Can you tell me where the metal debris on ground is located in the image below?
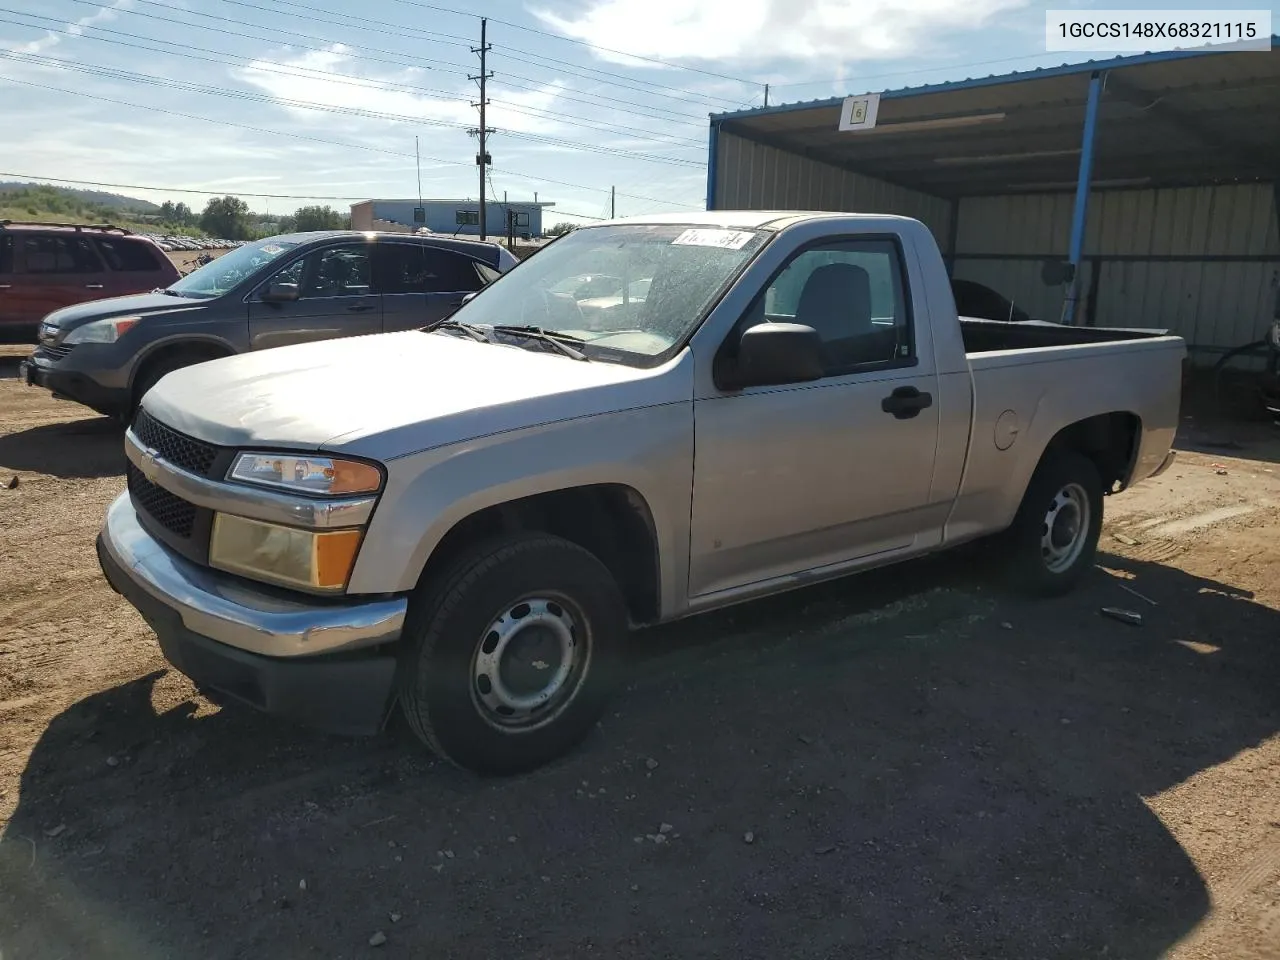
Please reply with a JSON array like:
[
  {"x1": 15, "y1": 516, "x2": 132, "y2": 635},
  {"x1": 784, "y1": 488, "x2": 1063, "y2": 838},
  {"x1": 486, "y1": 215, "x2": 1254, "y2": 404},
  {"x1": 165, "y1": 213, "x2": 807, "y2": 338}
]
[
  {"x1": 369, "y1": 931, "x2": 387, "y2": 947},
  {"x1": 744, "y1": 831, "x2": 755, "y2": 844},
  {"x1": 1101, "y1": 607, "x2": 1144, "y2": 626},
  {"x1": 1115, "y1": 581, "x2": 1158, "y2": 607},
  {"x1": 3, "y1": 475, "x2": 17, "y2": 489},
  {"x1": 1113, "y1": 533, "x2": 1139, "y2": 546}
]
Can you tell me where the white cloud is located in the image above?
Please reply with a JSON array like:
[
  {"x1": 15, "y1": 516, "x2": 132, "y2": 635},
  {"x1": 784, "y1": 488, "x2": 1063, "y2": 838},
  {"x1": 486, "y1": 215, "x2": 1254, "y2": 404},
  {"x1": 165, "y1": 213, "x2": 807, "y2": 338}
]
[
  {"x1": 531, "y1": 0, "x2": 1031, "y2": 64},
  {"x1": 3, "y1": 0, "x2": 132, "y2": 55},
  {"x1": 234, "y1": 45, "x2": 566, "y2": 136}
]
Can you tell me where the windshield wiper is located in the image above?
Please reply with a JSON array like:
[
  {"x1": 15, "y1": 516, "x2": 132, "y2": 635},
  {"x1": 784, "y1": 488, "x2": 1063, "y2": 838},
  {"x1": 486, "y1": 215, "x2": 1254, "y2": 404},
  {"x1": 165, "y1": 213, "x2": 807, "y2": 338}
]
[
  {"x1": 491, "y1": 325, "x2": 589, "y2": 361},
  {"x1": 157, "y1": 288, "x2": 185, "y2": 297},
  {"x1": 428, "y1": 319, "x2": 491, "y2": 343}
]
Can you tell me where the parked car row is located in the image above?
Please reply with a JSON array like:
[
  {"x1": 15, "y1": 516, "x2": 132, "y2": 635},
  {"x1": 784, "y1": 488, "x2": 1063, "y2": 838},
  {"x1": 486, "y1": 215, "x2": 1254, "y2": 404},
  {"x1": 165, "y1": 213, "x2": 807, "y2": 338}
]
[{"x1": 143, "y1": 234, "x2": 246, "y2": 252}]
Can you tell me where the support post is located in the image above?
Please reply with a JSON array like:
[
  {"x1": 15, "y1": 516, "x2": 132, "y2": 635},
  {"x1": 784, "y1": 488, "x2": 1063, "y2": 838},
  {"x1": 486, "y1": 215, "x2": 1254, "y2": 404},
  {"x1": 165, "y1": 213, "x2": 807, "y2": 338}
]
[
  {"x1": 705, "y1": 121, "x2": 720, "y2": 211},
  {"x1": 1062, "y1": 70, "x2": 1105, "y2": 325}
]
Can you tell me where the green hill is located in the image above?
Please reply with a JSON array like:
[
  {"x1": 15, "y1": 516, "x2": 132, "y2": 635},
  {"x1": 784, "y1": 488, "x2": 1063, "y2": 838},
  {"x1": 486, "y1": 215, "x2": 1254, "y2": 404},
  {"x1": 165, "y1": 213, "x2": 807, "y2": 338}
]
[{"x1": 0, "y1": 182, "x2": 167, "y2": 232}]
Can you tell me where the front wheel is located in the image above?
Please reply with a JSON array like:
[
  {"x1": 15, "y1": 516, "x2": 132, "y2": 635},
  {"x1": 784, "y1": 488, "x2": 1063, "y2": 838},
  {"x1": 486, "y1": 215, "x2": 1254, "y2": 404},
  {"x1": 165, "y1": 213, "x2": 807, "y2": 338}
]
[
  {"x1": 397, "y1": 533, "x2": 628, "y2": 775},
  {"x1": 1002, "y1": 449, "x2": 1104, "y2": 597}
]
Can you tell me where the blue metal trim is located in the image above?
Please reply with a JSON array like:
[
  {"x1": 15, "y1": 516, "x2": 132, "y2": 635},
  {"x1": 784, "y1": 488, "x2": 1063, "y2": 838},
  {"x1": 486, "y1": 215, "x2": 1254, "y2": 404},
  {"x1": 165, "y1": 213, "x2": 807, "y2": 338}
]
[
  {"x1": 1062, "y1": 71, "x2": 1105, "y2": 326},
  {"x1": 706, "y1": 120, "x2": 720, "y2": 210},
  {"x1": 709, "y1": 36, "x2": 1279, "y2": 122}
]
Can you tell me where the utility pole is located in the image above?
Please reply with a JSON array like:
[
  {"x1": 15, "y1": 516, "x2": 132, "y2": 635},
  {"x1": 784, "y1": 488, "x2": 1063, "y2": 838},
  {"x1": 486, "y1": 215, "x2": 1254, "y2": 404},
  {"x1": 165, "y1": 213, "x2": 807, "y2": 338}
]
[
  {"x1": 610, "y1": 185, "x2": 615, "y2": 219},
  {"x1": 763, "y1": 83, "x2": 769, "y2": 107},
  {"x1": 469, "y1": 17, "x2": 493, "y2": 239}
]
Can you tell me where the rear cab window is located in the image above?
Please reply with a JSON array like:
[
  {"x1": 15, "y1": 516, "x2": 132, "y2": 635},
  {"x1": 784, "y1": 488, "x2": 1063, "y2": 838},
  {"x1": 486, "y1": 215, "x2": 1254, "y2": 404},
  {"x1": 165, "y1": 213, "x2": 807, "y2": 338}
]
[{"x1": 95, "y1": 236, "x2": 163, "y2": 272}]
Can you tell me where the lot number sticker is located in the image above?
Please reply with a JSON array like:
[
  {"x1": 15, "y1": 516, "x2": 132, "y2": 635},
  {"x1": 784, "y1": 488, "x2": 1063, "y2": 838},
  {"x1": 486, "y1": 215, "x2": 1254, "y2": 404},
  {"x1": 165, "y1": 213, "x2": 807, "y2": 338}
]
[{"x1": 671, "y1": 228, "x2": 756, "y2": 250}]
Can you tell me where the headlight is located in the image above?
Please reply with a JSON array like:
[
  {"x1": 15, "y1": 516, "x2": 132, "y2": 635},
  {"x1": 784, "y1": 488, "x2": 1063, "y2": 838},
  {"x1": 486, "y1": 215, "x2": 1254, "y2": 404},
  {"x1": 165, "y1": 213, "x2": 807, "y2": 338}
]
[
  {"x1": 210, "y1": 514, "x2": 364, "y2": 592},
  {"x1": 227, "y1": 452, "x2": 383, "y2": 496},
  {"x1": 63, "y1": 316, "x2": 142, "y2": 344}
]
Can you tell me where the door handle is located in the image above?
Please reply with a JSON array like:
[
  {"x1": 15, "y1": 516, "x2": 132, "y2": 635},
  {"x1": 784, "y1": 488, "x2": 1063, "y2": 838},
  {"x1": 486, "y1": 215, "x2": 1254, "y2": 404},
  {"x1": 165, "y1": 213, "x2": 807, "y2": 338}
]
[
  {"x1": 85, "y1": 283, "x2": 104, "y2": 290},
  {"x1": 0, "y1": 284, "x2": 10, "y2": 290},
  {"x1": 881, "y1": 385, "x2": 933, "y2": 420},
  {"x1": 347, "y1": 303, "x2": 376, "y2": 312}
]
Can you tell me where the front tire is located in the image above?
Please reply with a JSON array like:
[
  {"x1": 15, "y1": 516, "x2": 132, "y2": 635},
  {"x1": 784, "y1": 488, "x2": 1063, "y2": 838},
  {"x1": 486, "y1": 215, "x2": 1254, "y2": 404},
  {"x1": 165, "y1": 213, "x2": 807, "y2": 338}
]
[
  {"x1": 1003, "y1": 448, "x2": 1104, "y2": 597},
  {"x1": 398, "y1": 534, "x2": 628, "y2": 775}
]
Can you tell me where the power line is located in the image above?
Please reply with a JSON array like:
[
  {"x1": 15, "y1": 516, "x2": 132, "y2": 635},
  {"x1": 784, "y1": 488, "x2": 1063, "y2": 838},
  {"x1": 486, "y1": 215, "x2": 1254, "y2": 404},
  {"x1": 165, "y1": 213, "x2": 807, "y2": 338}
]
[
  {"x1": 207, "y1": 0, "x2": 749, "y2": 109},
  {"x1": 0, "y1": 75, "x2": 704, "y2": 209},
  {"x1": 9, "y1": 6, "x2": 713, "y2": 135},
  {"x1": 0, "y1": 38, "x2": 705, "y2": 166}
]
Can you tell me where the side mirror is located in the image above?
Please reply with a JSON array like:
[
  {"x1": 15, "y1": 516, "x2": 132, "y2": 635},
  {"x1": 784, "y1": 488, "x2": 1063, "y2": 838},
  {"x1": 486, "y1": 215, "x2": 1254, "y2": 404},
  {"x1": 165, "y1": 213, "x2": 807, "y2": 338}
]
[
  {"x1": 1041, "y1": 260, "x2": 1075, "y2": 286},
  {"x1": 461, "y1": 291, "x2": 479, "y2": 304},
  {"x1": 721, "y1": 322, "x2": 825, "y2": 390},
  {"x1": 260, "y1": 282, "x2": 300, "y2": 303}
]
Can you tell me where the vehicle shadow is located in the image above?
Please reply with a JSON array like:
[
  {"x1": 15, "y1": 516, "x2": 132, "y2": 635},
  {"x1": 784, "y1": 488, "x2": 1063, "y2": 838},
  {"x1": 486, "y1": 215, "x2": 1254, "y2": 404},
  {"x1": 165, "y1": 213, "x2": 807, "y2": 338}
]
[
  {"x1": 0, "y1": 416, "x2": 125, "y2": 479},
  {"x1": 1, "y1": 552, "x2": 1276, "y2": 959}
]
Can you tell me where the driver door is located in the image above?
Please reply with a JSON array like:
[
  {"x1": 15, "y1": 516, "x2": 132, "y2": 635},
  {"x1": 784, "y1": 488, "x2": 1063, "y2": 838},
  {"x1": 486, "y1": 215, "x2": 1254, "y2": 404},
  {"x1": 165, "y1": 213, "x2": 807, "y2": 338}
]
[{"x1": 248, "y1": 242, "x2": 381, "y2": 350}]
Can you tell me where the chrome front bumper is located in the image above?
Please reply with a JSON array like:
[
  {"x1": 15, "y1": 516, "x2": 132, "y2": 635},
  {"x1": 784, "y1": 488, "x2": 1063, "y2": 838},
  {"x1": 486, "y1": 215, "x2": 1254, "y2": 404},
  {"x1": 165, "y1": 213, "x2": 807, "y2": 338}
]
[{"x1": 98, "y1": 491, "x2": 408, "y2": 658}]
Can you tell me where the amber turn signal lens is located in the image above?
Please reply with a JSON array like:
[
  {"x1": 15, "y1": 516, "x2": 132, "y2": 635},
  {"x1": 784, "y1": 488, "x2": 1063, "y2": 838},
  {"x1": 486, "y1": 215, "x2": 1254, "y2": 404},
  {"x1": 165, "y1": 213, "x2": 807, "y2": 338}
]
[
  {"x1": 314, "y1": 528, "x2": 364, "y2": 589},
  {"x1": 327, "y1": 460, "x2": 383, "y2": 495}
]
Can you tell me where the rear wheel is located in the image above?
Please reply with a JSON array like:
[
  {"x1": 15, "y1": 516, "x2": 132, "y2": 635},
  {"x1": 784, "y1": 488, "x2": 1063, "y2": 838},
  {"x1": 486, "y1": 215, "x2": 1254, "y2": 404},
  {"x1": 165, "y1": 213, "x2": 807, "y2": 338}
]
[
  {"x1": 1002, "y1": 449, "x2": 1104, "y2": 596},
  {"x1": 398, "y1": 533, "x2": 627, "y2": 775}
]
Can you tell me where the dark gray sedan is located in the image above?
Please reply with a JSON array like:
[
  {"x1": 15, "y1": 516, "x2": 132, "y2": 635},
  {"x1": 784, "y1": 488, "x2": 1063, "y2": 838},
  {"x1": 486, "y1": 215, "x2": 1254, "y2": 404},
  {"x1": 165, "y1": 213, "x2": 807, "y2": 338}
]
[{"x1": 20, "y1": 230, "x2": 519, "y2": 420}]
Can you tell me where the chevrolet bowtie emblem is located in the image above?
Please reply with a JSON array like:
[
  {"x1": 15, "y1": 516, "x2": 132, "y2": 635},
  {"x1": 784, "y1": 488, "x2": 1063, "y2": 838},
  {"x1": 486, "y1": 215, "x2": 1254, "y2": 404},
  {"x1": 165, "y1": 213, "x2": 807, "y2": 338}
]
[{"x1": 140, "y1": 447, "x2": 161, "y2": 483}]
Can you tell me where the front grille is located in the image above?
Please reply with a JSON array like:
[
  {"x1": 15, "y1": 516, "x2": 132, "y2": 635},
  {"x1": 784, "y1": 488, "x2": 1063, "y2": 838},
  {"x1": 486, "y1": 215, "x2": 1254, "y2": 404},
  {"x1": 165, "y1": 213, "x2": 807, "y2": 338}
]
[
  {"x1": 127, "y1": 463, "x2": 196, "y2": 539},
  {"x1": 35, "y1": 343, "x2": 74, "y2": 362},
  {"x1": 132, "y1": 409, "x2": 220, "y2": 477}
]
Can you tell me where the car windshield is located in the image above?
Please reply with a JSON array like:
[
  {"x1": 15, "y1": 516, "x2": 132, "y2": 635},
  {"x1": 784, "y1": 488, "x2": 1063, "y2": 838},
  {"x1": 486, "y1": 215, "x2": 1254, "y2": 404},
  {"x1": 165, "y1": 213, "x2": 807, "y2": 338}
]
[
  {"x1": 166, "y1": 236, "x2": 301, "y2": 298},
  {"x1": 444, "y1": 223, "x2": 770, "y2": 364}
]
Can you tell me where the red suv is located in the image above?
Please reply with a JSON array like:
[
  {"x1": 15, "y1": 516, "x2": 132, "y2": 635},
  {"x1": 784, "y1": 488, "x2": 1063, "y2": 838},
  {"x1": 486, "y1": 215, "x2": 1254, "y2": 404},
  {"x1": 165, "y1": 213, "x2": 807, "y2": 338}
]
[{"x1": 0, "y1": 221, "x2": 181, "y2": 342}]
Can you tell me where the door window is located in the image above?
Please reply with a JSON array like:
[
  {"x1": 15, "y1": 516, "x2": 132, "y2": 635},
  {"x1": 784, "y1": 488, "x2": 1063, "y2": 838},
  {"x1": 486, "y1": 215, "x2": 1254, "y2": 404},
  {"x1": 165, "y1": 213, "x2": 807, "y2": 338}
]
[
  {"x1": 95, "y1": 237, "x2": 163, "y2": 272},
  {"x1": 18, "y1": 235, "x2": 102, "y2": 275},
  {"x1": 377, "y1": 244, "x2": 484, "y2": 294},
  {"x1": 269, "y1": 245, "x2": 372, "y2": 298},
  {"x1": 749, "y1": 240, "x2": 912, "y2": 374}
]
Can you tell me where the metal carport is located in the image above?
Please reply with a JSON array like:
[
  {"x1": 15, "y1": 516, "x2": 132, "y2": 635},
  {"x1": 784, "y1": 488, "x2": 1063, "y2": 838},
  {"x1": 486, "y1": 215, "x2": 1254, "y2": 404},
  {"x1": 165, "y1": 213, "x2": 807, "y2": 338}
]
[{"x1": 706, "y1": 41, "x2": 1280, "y2": 364}]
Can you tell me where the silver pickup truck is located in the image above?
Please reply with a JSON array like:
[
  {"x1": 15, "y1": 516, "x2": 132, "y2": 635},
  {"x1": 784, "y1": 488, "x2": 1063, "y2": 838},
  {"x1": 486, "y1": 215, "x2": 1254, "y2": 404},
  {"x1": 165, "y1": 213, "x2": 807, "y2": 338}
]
[{"x1": 96, "y1": 211, "x2": 1184, "y2": 774}]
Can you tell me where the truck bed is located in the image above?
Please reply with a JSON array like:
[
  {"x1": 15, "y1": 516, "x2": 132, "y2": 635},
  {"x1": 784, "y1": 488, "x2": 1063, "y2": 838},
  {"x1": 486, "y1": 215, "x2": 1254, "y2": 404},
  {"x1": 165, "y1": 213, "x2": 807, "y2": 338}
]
[{"x1": 959, "y1": 317, "x2": 1169, "y2": 355}]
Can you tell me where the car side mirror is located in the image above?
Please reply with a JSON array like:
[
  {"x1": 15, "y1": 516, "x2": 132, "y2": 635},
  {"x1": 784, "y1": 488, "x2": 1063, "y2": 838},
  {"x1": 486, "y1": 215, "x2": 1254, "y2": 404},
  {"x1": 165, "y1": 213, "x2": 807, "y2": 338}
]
[
  {"x1": 720, "y1": 322, "x2": 825, "y2": 390},
  {"x1": 260, "y1": 282, "x2": 300, "y2": 303}
]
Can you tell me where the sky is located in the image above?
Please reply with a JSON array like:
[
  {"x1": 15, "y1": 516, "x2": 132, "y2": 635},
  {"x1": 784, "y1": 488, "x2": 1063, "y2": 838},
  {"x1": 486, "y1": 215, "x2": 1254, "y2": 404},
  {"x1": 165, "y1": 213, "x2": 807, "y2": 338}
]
[{"x1": 0, "y1": 0, "x2": 1275, "y2": 223}]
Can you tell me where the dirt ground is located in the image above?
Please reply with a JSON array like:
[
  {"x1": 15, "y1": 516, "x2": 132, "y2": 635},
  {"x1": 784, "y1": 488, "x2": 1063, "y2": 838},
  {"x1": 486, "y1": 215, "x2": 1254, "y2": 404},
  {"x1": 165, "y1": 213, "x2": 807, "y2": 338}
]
[{"x1": 0, "y1": 348, "x2": 1277, "y2": 960}]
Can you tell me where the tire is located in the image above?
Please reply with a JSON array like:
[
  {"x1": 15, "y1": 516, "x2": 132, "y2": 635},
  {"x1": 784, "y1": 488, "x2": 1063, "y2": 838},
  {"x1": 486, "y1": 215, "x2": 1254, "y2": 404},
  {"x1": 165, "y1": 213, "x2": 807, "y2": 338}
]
[
  {"x1": 1002, "y1": 448, "x2": 1104, "y2": 597},
  {"x1": 397, "y1": 533, "x2": 628, "y2": 775}
]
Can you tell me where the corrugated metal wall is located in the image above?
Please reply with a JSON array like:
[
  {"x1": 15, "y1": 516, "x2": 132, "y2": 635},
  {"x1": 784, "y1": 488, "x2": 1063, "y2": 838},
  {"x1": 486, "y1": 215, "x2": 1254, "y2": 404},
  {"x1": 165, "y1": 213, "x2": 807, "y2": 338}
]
[
  {"x1": 714, "y1": 130, "x2": 953, "y2": 246},
  {"x1": 953, "y1": 184, "x2": 1280, "y2": 356}
]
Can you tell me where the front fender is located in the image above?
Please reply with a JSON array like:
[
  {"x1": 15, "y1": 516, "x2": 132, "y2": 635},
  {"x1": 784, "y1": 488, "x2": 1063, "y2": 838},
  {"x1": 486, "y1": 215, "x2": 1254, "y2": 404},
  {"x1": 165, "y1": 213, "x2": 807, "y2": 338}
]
[{"x1": 345, "y1": 403, "x2": 694, "y2": 615}]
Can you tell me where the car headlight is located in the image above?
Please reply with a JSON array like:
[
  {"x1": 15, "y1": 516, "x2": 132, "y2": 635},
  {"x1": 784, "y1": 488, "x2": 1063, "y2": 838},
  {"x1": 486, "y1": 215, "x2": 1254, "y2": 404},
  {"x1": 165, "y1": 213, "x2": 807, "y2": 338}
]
[
  {"x1": 227, "y1": 452, "x2": 383, "y2": 496},
  {"x1": 62, "y1": 316, "x2": 142, "y2": 344},
  {"x1": 209, "y1": 514, "x2": 364, "y2": 592}
]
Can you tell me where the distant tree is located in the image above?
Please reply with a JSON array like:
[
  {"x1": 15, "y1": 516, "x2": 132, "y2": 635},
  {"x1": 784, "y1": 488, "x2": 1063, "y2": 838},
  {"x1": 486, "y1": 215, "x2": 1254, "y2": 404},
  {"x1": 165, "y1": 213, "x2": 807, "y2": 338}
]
[
  {"x1": 275, "y1": 215, "x2": 297, "y2": 235},
  {"x1": 159, "y1": 200, "x2": 177, "y2": 222},
  {"x1": 293, "y1": 205, "x2": 345, "y2": 231},
  {"x1": 173, "y1": 202, "x2": 193, "y2": 225},
  {"x1": 546, "y1": 221, "x2": 577, "y2": 237},
  {"x1": 200, "y1": 195, "x2": 251, "y2": 239}
]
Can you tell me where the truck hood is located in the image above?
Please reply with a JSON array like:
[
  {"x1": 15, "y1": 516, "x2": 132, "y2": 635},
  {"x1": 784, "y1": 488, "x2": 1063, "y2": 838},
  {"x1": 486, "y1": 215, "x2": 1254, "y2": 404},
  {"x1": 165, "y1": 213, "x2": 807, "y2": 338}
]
[
  {"x1": 142, "y1": 330, "x2": 689, "y2": 457},
  {"x1": 45, "y1": 291, "x2": 209, "y2": 331}
]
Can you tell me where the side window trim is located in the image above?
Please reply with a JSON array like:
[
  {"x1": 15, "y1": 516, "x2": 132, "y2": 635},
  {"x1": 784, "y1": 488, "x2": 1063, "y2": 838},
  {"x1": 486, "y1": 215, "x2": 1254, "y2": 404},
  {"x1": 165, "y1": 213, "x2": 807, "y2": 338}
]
[
  {"x1": 718, "y1": 233, "x2": 918, "y2": 382},
  {"x1": 13, "y1": 233, "x2": 104, "y2": 276}
]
